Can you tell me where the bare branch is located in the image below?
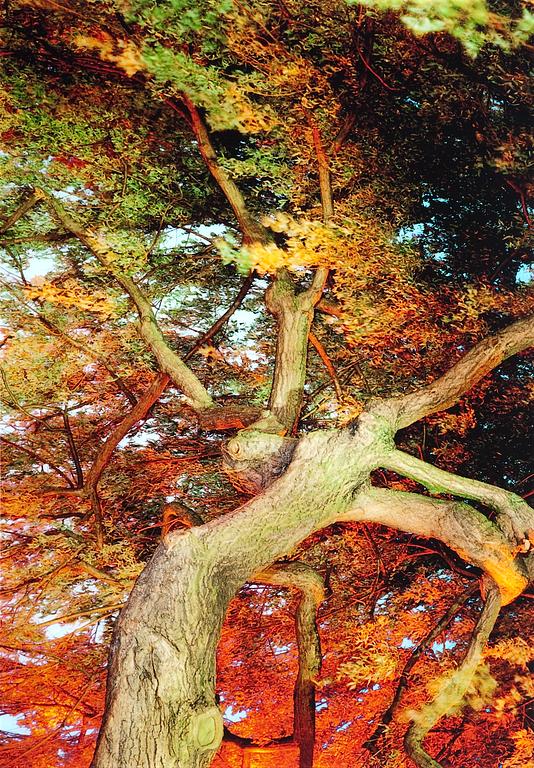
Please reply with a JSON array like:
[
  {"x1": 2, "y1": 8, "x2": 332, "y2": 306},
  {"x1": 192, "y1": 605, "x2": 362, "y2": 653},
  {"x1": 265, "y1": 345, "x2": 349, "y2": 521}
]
[
  {"x1": 404, "y1": 578, "x2": 501, "y2": 768},
  {"x1": 61, "y1": 409, "x2": 84, "y2": 488},
  {"x1": 184, "y1": 272, "x2": 255, "y2": 361},
  {"x1": 182, "y1": 97, "x2": 268, "y2": 245},
  {"x1": 85, "y1": 373, "x2": 169, "y2": 490},
  {"x1": 43, "y1": 193, "x2": 215, "y2": 411},
  {"x1": 347, "y1": 487, "x2": 529, "y2": 604},
  {"x1": 308, "y1": 330, "x2": 343, "y2": 402},
  {"x1": 0, "y1": 436, "x2": 75, "y2": 488},
  {"x1": 380, "y1": 449, "x2": 534, "y2": 550},
  {"x1": 386, "y1": 314, "x2": 534, "y2": 430}
]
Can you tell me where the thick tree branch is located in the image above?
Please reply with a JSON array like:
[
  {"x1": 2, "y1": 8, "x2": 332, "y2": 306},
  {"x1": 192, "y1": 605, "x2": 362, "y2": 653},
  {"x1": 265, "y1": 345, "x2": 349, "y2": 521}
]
[
  {"x1": 386, "y1": 314, "x2": 534, "y2": 430},
  {"x1": 264, "y1": 269, "x2": 327, "y2": 433},
  {"x1": 380, "y1": 449, "x2": 534, "y2": 550},
  {"x1": 346, "y1": 487, "x2": 529, "y2": 604},
  {"x1": 161, "y1": 506, "x2": 324, "y2": 768},
  {"x1": 44, "y1": 193, "x2": 215, "y2": 411},
  {"x1": 255, "y1": 562, "x2": 324, "y2": 768},
  {"x1": 404, "y1": 578, "x2": 501, "y2": 768}
]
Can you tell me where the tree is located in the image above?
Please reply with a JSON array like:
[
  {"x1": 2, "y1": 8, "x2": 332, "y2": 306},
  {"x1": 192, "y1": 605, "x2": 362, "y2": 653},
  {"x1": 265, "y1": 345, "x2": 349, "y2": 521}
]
[{"x1": 0, "y1": 1, "x2": 533, "y2": 767}]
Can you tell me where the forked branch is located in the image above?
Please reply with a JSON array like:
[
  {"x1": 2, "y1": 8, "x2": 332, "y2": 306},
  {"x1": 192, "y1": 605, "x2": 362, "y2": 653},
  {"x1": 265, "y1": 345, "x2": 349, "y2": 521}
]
[{"x1": 380, "y1": 449, "x2": 534, "y2": 551}]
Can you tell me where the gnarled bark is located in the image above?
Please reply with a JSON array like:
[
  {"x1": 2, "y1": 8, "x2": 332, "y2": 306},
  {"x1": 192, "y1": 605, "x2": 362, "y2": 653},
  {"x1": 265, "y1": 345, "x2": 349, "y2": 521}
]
[{"x1": 92, "y1": 404, "x2": 532, "y2": 767}]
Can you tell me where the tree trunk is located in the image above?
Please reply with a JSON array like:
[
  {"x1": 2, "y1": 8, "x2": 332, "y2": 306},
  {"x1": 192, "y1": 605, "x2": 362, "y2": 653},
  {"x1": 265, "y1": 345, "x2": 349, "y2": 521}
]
[
  {"x1": 91, "y1": 535, "x2": 230, "y2": 768},
  {"x1": 91, "y1": 423, "x2": 531, "y2": 768}
]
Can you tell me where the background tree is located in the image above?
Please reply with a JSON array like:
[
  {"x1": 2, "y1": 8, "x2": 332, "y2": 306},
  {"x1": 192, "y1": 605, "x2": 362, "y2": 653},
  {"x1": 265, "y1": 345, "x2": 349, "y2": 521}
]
[{"x1": 0, "y1": 2, "x2": 532, "y2": 767}]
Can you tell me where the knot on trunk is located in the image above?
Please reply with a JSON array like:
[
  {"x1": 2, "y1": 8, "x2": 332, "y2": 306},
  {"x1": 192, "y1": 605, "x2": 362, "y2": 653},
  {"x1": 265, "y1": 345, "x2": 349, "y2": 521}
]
[
  {"x1": 190, "y1": 706, "x2": 224, "y2": 752},
  {"x1": 222, "y1": 430, "x2": 297, "y2": 493}
]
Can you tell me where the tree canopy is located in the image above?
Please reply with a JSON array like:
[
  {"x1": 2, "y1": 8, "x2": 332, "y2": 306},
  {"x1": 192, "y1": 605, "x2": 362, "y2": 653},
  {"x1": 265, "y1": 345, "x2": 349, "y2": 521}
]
[{"x1": 0, "y1": 2, "x2": 533, "y2": 767}]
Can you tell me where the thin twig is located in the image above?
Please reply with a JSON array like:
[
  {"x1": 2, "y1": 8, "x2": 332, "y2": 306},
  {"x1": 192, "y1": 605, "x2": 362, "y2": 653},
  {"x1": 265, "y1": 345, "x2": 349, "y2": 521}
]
[
  {"x1": 308, "y1": 330, "x2": 343, "y2": 401},
  {"x1": 185, "y1": 273, "x2": 255, "y2": 361}
]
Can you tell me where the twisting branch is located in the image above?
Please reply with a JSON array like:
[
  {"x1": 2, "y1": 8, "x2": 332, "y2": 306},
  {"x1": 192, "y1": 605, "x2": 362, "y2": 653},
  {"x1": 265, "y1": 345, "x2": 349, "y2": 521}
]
[
  {"x1": 404, "y1": 578, "x2": 501, "y2": 768},
  {"x1": 347, "y1": 487, "x2": 529, "y2": 604},
  {"x1": 43, "y1": 192, "x2": 215, "y2": 411},
  {"x1": 385, "y1": 314, "x2": 534, "y2": 430},
  {"x1": 379, "y1": 449, "x2": 534, "y2": 551},
  {"x1": 364, "y1": 583, "x2": 477, "y2": 754},
  {"x1": 160, "y1": 504, "x2": 324, "y2": 768}
]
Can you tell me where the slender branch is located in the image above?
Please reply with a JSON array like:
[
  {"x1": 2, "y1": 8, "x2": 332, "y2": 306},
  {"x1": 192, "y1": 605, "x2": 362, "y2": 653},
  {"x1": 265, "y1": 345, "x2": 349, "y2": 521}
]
[
  {"x1": 310, "y1": 120, "x2": 333, "y2": 223},
  {"x1": 182, "y1": 97, "x2": 268, "y2": 245},
  {"x1": 36, "y1": 312, "x2": 137, "y2": 406},
  {"x1": 385, "y1": 314, "x2": 534, "y2": 430},
  {"x1": 308, "y1": 330, "x2": 343, "y2": 401},
  {"x1": 404, "y1": 578, "x2": 501, "y2": 768},
  {"x1": 85, "y1": 373, "x2": 170, "y2": 490},
  {"x1": 364, "y1": 583, "x2": 477, "y2": 753},
  {"x1": 305, "y1": 118, "x2": 331, "y2": 301},
  {"x1": 184, "y1": 272, "x2": 255, "y2": 361},
  {"x1": 37, "y1": 602, "x2": 124, "y2": 627},
  {"x1": 45, "y1": 374, "x2": 169, "y2": 545},
  {"x1": 0, "y1": 188, "x2": 46, "y2": 234},
  {"x1": 89, "y1": 487, "x2": 104, "y2": 551},
  {"x1": 0, "y1": 435, "x2": 75, "y2": 487},
  {"x1": 0, "y1": 277, "x2": 136, "y2": 404},
  {"x1": 62, "y1": 409, "x2": 84, "y2": 488},
  {"x1": 43, "y1": 192, "x2": 214, "y2": 411}
]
